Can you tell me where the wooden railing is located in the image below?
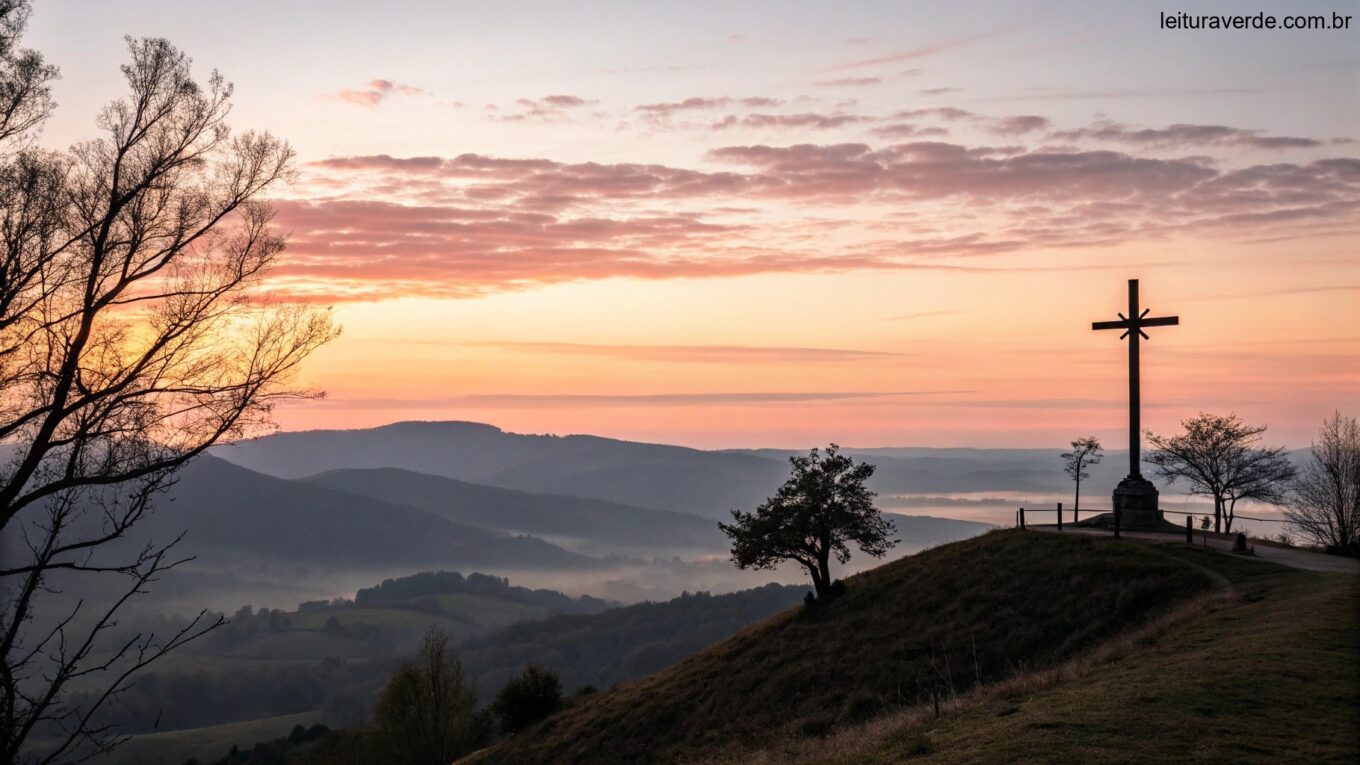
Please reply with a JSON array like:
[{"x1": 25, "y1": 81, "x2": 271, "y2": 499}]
[{"x1": 1017, "y1": 503, "x2": 1286, "y2": 546}]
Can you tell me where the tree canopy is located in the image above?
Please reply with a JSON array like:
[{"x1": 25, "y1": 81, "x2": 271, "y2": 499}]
[
  {"x1": 1146, "y1": 413, "x2": 1295, "y2": 533},
  {"x1": 720, "y1": 445, "x2": 895, "y2": 600},
  {"x1": 374, "y1": 628, "x2": 484, "y2": 765}
]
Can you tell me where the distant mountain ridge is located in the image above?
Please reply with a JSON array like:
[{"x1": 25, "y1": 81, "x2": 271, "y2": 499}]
[
  {"x1": 213, "y1": 421, "x2": 788, "y2": 517},
  {"x1": 213, "y1": 421, "x2": 1163, "y2": 517},
  {"x1": 305, "y1": 467, "x2": 724, "y2": 551},
  {"x1": 44, "y1": 455, "x2": 600, "y2": 571}
]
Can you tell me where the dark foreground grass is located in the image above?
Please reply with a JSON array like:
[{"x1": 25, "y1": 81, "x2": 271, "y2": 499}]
[
  {"x1": 723, "y1": 543, "x2": 1359, "y2": 765},
  {"x1": 463, "y1": 530, "x2": 1213, "y2": 765}
]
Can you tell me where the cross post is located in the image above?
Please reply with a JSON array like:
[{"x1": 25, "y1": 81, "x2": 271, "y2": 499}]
[{"x1": 1092, "y1": 279, "x2": 1179, "y2": 529}]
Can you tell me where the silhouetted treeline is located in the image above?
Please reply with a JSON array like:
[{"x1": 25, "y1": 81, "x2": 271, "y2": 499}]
[
  {"x1": 82, "y1": 580, "x2": 803, "y2": 746},
  {"x1": 460, "y1": 583, "x2": 806, "y2": 696},
  {"x1": 73, "y1": 658, "x2": 395, "y2": 737},
  {"x1": 349, "y1": 570, "x2": 610, "y2": 613}
]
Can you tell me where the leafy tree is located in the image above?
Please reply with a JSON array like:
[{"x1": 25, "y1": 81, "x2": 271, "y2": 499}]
[
  {"x1": 491, "y1": 665, "x2": 563, "y2": 734},
  {"x1": 0, "y1": 7, "x2": 336, "y2": 761},
  {"x1": 374, "y1": 628, "x2": 483, "y2": 765},
  {"x1": 1060, "y1": 437, "x2": 1103, "y2": 516},
  {"x1": 1146, "y1": 413, "x2": 1295, "y2": 533},
  {"x1": 720, "y1": 445, "x2": 895, "y2": 601},
  {"x1": 1284, "y1": 412, "x2": 1359, "y2": 556}
]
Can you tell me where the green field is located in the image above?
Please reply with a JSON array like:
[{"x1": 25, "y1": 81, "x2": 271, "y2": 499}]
[
  {"x1": 428, "y1": 592, "x2": 554, "y2": 629},
  {"x1": 103, "y1": 711, "x2": 321, "y2": 765}
]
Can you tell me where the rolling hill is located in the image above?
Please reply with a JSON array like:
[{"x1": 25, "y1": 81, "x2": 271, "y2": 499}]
[
  {"x1": 464, "y1": 531, "x2": 1358, "y2": 765},
  {"x1": 463, "y1": 531, "x2": 1215, "y2": 764},
  {"x1": 214, "y1": 421, "x2": 1236, "y2": 521},
  {"x1": 43, "y1": 456, "x2": 598, "y2": 571},
  {"x1": 212, "y1": 421, "x2": 788, "y2": 517},
  {"x1": 84, "y1": 576, "x2": 806, "y2": 764},
  {"x1": 303, "y1": 467, "x2": 725, "y2": 551},
  {"x1": 459, "y1": 582, "x2": 806, "y2": 698}
]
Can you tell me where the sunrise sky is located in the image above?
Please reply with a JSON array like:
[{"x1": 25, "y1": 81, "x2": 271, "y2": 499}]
[{"x1": 26, "y1": 1, "x2": 1359, "y2": 448}]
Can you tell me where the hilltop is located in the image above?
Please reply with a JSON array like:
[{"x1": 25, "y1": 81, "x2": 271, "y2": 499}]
[
  {"x1": 465, "y1": 531, "x2": 1223, "y2": 764},
  {"x1": 732, "y1": 544, "x2": 1359, "y2": 764}
]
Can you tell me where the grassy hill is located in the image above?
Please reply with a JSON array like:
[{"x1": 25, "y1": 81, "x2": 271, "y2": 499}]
[
  {"x1": 99, "y1": 712, "x2": 322, "y2": 765},
  {"x1": 464, "y1": 531, "x2": 1219, "y2": 764},
  {"x1": 716, "y1": 544, "x2": 1359, "y2": 765}
]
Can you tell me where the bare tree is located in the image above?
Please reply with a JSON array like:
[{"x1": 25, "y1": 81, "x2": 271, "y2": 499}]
[
  {"x1": 1220, "y1": 449, "x2": 1296, "y2": 533},
  {"x1": 0, "y1": 0, "x2": 55, "y2": 148},
  {"x1": 0, "y1": 9, "x2": 336, "y2": 762},
  {"x1": 374, "y1": 628, "x2": 482, "y2": 765},
  {"x1": 1146, "y1": 413, "x2": 1295, "y2": 534},
  {"x1": 1284, "y1": 412, "x2": 1359, "y2": 555},
  {"x1": 1060, "y1": 437, "x2": 1102, "y2": 516}
]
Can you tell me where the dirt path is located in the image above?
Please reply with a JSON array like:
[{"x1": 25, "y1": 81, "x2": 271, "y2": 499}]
[{"x1": 1031, "y1": 525, "x2": 1360, "y2": 574}]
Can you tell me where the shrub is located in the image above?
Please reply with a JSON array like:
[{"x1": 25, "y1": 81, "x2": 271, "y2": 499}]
[{"x1": 492, "y1": 665, "x2": 564, "y2": 734}]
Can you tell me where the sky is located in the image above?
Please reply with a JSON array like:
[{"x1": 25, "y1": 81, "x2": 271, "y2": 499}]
[{"x1": 24, "y1": 0, "x2": 1360, "y2": 448}]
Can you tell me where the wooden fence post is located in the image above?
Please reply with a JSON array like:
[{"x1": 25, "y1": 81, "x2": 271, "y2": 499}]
[
  {"x1": 1019, "y1": 507, "x2": 1026, "y2": 530},
  {"x1": 1185, "y1": 514, "x2": 1192, "y2": 544},
  {"x1": 1057, "y1": 502, "x2": 1063, "y2": 531}
]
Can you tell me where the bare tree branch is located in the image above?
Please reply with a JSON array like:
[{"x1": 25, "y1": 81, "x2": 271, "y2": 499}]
[{"x1": 0, "y1": 10, "x2": 336, "y2": 761}]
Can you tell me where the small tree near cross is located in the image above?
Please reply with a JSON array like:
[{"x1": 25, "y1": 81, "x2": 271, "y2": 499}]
[{"x1": 1061, "y1": 437, "x2": 1104, "y2": 517}]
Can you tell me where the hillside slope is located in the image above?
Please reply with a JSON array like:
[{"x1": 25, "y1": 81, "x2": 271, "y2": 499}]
[
  {"x1": 175, "y1": 457, "x2": 600, "y2": 569},
  {"x1": 724, "y1": 544, "x2": 1359, "y2": 765},
  {"x1": 465, "y1": 531, "x2": 1214, "y2": 764},
  {"x1": 460, "y1": 583, "x2": 806, "y2": 697},
  {"x1": 304, "y1": 467, "x2": 725, "y2": 550},
  {"x1": 212, "y1": 421, "x2": 787, "y2": 516},
  {"x1": 43, "y1": 456, "x2": 597, "y2": 570}
]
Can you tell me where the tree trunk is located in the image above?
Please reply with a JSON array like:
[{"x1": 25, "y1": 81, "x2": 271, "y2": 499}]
[
  {"x1": 815, "y1": 548, "x2": 833, "y2": 600},
  {"x1": 802, "y1": 560, "x2": 829, "y2": 600},
  {"x1": 1214, "y1": 495, "x2": 1223, "y2": 534},
  {"x1": 1074, "y1": 479, "x2": 1081, "y2": 516}
]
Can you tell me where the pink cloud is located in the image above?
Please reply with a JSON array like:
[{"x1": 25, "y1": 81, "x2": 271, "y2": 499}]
[
  {"x1": 892, "y1": 107, "x2": 974, "y2": 121},
  {"x1": 333, "y1": 79, "x2": 425, "y2": 107},
  {"x1": 1051, "y1": 121, "x2": 1324, "y2": 149},
  {"x1": 279, "y1": 125, "x2": 1359, "y2": 302},
  {"x1": 871, "y1": 124, "x2": 949, "y2": 139},
  {"x1": 825, "y1": 27, "x2": 1012, "y2": 72},
  {"x1": 492, "y1": 95, "x2": 597, "y2": 122},
  {"x1": 990, "y1": 115, "x2": 1053, "y2": 135},
  {"x1": 634, "y1": 97, "x2": 784, "y2": 120},
  {"x1": 816, "y1": 77, "x2": 883, "y2": 87},
  {"x1": 712, "y1": 113, "x2": 873, "y2": 131}
]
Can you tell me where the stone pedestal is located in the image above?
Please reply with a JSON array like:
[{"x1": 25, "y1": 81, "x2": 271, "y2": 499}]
[{"x1": 1112, "y1": 475, "x2": 1162, "y2": 530}]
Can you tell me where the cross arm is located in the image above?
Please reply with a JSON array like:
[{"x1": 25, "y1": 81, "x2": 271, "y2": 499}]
[
  {"x1": 1092, "y1": 319, "x2": 1130, "y2": 331},
  {"x1": 1140, "y1": 316, "x2": 1179, "y2": 327}
]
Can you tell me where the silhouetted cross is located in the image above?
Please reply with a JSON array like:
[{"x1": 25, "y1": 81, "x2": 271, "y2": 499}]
[{"x1": 1092, "y1": 279, "x2": 1179, "y2": 479}]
